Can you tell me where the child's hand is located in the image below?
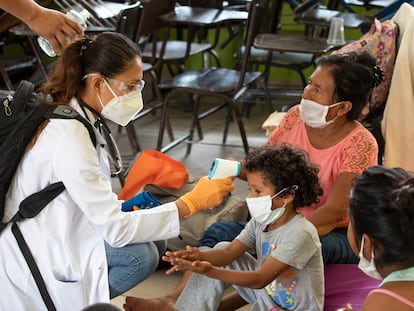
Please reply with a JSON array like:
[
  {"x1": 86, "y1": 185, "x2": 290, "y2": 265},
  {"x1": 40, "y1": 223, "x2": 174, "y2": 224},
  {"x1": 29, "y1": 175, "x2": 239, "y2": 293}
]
[
  {"x1": 168, "y1": 257, "x2": 213, "y2": 274},
  {"x1": 163, "y1": 245, "x2": 201, "y2": 274},
  {"x1": 164, "y1": 245, "x2": 201, "y2": 261}
]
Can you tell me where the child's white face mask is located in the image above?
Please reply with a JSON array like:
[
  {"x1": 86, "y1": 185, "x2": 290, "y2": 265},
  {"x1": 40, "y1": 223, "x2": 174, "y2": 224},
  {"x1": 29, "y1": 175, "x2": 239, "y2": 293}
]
[
  {"x1": 357, "y1": 236, "x2": 382, "y2": 280},
  {"x1": 245, "y1": 186, "x2": 297, "y2": 225},
  {"x1": 299, "y1": 98, "x2": 343, "y2": 129}
]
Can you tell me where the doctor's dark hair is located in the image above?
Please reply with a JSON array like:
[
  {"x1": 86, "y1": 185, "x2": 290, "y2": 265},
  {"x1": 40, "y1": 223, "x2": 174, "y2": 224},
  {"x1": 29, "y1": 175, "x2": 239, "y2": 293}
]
[
  {"x1": 349, "y1": 166, "x2": 414, "y2": 268},
  {"x1": 40, "y1": 32, "x2": 142, "y2": 103},
  {"x1": 316, "y1": 51, "x2": 379, "y2": 120},
  {"x1": 244, "y1": 143, "x2": 323, "y2": 208}
]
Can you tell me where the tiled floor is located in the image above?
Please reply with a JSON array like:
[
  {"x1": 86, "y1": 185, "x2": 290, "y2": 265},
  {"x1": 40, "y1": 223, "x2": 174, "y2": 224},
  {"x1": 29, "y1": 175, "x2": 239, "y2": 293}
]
[{"x1": 109, "y1": 86, "x2": 302, "y2": 310}]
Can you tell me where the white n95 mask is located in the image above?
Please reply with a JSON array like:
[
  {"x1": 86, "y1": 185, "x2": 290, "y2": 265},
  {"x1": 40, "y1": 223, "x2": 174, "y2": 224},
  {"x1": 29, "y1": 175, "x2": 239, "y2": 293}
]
[
  {"x1": 99, "y1": 79, "x2": 144, "y2": 126},
  {"x1": 357, "y1": 236, "x2": 382, "y2": 280},
  {"x1": 246, "y1": 188, "x2": 288, "y2": 225},
  {"x1": 299, "y1": 98, "x2": 343, "y2": 129}
]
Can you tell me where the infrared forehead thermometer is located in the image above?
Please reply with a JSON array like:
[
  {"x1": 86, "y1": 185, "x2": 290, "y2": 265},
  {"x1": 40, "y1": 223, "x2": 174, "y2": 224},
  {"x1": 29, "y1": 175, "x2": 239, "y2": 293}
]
[{"x1": 209, "y1": 158, "x2": 241, "y2": 180}]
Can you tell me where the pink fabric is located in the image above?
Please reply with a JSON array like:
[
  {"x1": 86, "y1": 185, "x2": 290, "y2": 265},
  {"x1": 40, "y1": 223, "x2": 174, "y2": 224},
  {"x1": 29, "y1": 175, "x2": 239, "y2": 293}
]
[
  {"x1": 324, "y1": 264, "x2": 381, "y2": 311},
  {"x1": 267, "y1": 105, "x2": 378, "y2": 225},
  {"x1": 369, "y1": 288, "x2": 414, "y2": 308}
]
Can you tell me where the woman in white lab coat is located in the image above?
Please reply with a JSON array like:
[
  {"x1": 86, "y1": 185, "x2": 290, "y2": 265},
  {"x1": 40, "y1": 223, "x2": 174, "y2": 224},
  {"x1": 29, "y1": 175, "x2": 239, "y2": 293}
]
[{"x1": 0, "y1": 32, "x2": 234, "y2": 311}]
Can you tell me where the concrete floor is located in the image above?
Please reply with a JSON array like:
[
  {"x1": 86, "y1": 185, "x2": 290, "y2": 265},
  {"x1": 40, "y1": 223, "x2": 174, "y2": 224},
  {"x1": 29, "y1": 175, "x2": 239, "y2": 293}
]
[
  {"x1": 109, "y1": 87, "x2": 302, "y2": 310},
  {"x1": 112, "y1": 87, "x2": 301, "y2": 188}
]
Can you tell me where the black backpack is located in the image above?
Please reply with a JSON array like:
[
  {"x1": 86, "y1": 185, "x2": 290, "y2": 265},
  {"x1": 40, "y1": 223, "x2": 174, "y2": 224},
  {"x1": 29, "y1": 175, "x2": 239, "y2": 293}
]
[{"x1": 0, "y1": 80, "x2": 97, "y2": 310}]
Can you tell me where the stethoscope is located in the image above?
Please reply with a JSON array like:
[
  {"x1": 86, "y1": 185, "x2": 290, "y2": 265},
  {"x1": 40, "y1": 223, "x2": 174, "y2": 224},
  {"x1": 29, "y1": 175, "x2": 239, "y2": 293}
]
[{"x1": 80, "y1": 103, "x2": 123, "y2": 176}]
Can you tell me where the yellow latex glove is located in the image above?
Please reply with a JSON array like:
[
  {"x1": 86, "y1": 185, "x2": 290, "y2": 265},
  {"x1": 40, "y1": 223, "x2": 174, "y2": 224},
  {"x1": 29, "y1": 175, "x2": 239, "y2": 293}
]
[{"x1": 180, "y1": 176, "x2": 234, "y2": 217}]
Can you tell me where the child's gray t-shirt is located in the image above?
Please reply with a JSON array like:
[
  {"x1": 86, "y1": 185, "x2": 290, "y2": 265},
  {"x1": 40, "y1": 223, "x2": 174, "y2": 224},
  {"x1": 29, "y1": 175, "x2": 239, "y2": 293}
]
[{"x1": 236, "y1": 214, "x2": 324, "y2": 311}]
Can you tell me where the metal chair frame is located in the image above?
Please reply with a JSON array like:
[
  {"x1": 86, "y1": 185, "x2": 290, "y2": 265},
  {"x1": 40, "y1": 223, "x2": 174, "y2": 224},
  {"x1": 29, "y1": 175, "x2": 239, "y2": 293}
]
[
  {"x1": 138, "y1": 0, "x2": 222, "y2": 81},
  {"x1": 155, "y1": 0, "x2": 276, "y2": 154},
  {"x1": 112, "y1": 1, "x2": 174, "y2": 156}
]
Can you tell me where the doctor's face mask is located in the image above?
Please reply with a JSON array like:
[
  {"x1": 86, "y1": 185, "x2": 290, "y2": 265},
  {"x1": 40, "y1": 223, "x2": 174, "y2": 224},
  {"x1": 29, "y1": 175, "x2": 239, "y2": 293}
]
[{"x1": 98, "y1": 78, "x2": 144, "y2": 126}]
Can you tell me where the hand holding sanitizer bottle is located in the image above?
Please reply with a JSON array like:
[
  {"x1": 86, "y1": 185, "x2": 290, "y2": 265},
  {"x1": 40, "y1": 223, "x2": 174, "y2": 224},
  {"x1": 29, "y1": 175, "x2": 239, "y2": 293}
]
[{"x1": 37, "y1": 9, "x2": 90, "y2": 57}]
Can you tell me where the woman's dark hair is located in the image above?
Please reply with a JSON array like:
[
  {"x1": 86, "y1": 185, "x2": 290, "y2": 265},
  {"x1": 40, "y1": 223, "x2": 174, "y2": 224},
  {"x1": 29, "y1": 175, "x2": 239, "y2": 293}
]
[
  {"x1": 40, "y1": 32, "x2": 141, "y2": 103},
  {"x1": 316, "y1": 51, "x2": 380, "y2": 120},
  {"x1": 244, "y1": 143, "x2": 323, "y2": 208},
  {"x1": 349, "y1": 166, "x2": 414, "y2": 268}
]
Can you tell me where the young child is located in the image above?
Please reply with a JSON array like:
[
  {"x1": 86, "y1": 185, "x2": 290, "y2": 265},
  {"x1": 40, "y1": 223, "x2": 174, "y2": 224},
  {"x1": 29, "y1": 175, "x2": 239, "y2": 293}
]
[
  {"x1": 344, "y1": 166, "x2": 414, "y2": 310},
  {"x1": 125, "y1": 144, "x2": 324, "y2": 311}
]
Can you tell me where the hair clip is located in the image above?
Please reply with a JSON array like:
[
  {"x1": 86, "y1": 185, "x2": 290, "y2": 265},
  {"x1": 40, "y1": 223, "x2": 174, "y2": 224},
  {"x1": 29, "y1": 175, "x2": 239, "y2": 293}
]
[{"x1": 80, "y1": 37, "x2": 93, "y2": 58}]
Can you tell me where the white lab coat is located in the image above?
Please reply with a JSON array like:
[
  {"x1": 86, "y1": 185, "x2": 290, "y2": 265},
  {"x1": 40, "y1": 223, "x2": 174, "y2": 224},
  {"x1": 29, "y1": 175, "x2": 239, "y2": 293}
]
[{"x1": 0, "y1": 99, "x2": 180, "y2": 311}]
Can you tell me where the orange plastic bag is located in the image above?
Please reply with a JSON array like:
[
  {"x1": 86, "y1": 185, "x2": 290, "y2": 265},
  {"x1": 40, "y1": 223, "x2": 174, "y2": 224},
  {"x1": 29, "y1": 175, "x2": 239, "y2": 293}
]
[{"x1": 118, "y1": 150, "x2": 189, "y2": 200}]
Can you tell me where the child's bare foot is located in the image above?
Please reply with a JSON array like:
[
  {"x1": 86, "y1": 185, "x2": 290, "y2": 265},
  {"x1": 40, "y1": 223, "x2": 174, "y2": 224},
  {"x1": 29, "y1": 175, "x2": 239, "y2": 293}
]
[{"x1": 123, "y1": 296, "x2": 177, "y2": 311}]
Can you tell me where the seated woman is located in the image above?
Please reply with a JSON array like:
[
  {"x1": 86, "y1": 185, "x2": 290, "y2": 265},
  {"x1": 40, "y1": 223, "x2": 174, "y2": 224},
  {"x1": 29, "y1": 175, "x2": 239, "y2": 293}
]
[
  {"x1": 344, "y1": 166, "x2": 414, "y2": 310},
  {"x1": 202, "y1": 50, "x2": 381, "y2": 265}
]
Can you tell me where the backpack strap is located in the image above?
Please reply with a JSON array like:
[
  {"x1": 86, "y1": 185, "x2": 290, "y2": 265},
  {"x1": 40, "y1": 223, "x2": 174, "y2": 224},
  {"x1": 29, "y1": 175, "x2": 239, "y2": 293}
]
[
  {"x1": 43, "y1": 105, "x2": 97, "y2": 147},
  {"x1": 9, "y1": 182, "x2": 65, "y2": 311},
  {"x1": 12, "y1": 222, "x2": 57, "y2": 311},
  {"x1": 10, "y1": 182, "x2": 65, "y2": 222},
  {"x1": 12, "y1": 80, "x2": 35, "y2": 112}
]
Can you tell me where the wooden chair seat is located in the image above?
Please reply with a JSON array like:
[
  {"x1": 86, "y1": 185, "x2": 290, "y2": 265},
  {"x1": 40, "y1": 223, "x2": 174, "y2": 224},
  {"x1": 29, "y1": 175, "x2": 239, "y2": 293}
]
[
  {"x1": 160, "y1": 68, "x2": 262, "y2": 93},
  {"x1": 142, "y1": 40, "x2": 214, "y2": 62},
  {"x1": 242, "y1": 45, "x2": 315, "y2": 87}
]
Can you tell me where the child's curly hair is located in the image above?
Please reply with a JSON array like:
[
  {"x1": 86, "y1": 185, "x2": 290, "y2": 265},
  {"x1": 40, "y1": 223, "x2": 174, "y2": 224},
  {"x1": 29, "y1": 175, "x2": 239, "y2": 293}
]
[{"x1": 245, "y1": 143, "x2": 323, "y2": 208}]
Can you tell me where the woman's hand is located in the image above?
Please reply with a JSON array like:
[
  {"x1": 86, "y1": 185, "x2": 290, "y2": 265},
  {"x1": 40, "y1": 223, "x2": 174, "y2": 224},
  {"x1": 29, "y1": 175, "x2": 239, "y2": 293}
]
[
  {"x1": 26, "y1": 6, "x2": 83, "y2": 56},
  {"x1": 1, "y1": 1, "x2": 83, "y2": 56}
]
